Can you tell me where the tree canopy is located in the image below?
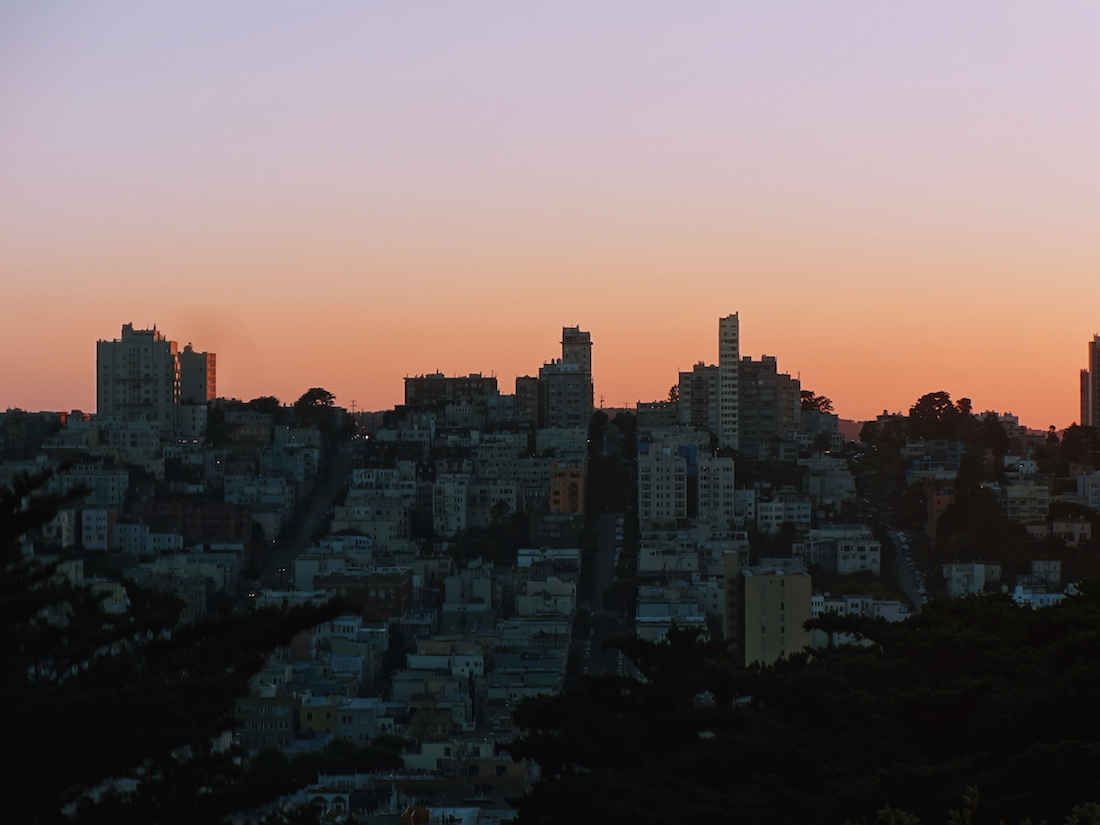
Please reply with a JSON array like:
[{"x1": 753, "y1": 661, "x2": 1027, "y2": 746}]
[
  {"x1": 1, "y1": 468, "x2": 345, "y2": 824},
  {"x1": 511, "y1": 591, "x2": 1100, "y2": 825},
  {"x1": 801, "y1": 390, "x2": 834, "y2": 414}
]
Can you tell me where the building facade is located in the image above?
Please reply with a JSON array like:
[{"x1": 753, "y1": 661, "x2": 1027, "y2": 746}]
[
  {"x1": 678, "y1": 362, "x2": 719, "y2": 433},
  {"x1": 179, "y1": 343, "x2": 216, "y2": 404},
  {"x1": 1082, "y1": 334, "x2": 1100, "y2": 428},
  {"x1": 724, "y1": 554, "x2": 812, "y2": 667},
  {"x1": 718, "y1": 314, "x2": 740, "y2": 449},
  {"x1": 738, "y1": 355, "x2": 800, "y2": 460},
  {"x1": 97, "y1": 324, "x2": 182, "y2": 437}
]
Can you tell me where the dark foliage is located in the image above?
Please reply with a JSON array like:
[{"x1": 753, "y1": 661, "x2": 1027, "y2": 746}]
[
  {"x1": 511, "y1": 592, "x2": 1100, "y2": 825},
  {"x1": 0, "y1": 468, "x2": 346, "y2": 824}
]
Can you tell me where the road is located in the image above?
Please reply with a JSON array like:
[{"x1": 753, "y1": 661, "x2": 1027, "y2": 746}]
[
  {"x1": 889, "y1": 530, "x2": 925, "y2": 612},
  {"x1": 259, "y1": 438, "x2": 358, "y2": 589},
  {"x1": 581, "y1": 512, "x2": 632, "y2": 679}
]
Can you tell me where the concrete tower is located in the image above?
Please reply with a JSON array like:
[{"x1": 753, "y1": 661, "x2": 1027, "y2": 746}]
[
  {"x1": 718, "y1": 314, "x2": 740, "y2": 449},
  {"x1": 96, "y1": 324, "x2": 181, "y2": 437},
  {"x1": 1083, "y1": 334, "x2": 1100, "y2": 427}
]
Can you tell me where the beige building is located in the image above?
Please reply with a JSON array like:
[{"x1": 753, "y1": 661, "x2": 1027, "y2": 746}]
[
  {"x1": 96, "y1": 324, "x2": 215, "y2": 442},
  {"x1": 724, "y1": 554, "x2": 812, "y2": 667}
]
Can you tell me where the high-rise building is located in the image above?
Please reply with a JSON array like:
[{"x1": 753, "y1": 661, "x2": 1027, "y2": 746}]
[
  {"x1": 515, "y1": 376, "x2": 540, "y2": 428},
  {"x1": 718, "y1": 314, "x2": 740, "y2": 449},
  {"x1": 538, "y1": 361, "x2": 590, "y2": 429},
  {"x1": 561, "y1": 326, "x2": 592, "y2": 375},
  {"x1": 97, "y1": 324, "x2": 182, "y2": 438},
  {"x1": 179, "y1": 343, "x2": 216, "y2": 404},
  {"x1": 739, "y1": 355, "x2": 801, "y2": 460},
  {"x1": 538, "y1": 326, "x2": 594, "y2": 429},
  {"x1": 678, "y1": 362, "x2": 719, "y2": 433},
  {"x1": 1082, "y1": 335, "x2": 1100, "y2": 427}
]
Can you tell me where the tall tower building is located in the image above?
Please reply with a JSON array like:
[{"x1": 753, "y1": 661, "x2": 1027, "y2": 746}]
[
  {"x1": 97, "y1": 324, "x2": 181, "y2": 437},
  {"x1": 718, "y1": 314, "x2": 740, "y2": 449},
  {"x1": 179, "y1": 343, "x2": 216, "y2": 404},
  {"x1": 538, "y1": 326, "x2": 593, "y2": 429},
  {"x1": 1082, "y1": 335, "x2": 1100, "y2": 428},
  {"x1": 561, "y1": 326, "x2": 592, "y2": 375}
]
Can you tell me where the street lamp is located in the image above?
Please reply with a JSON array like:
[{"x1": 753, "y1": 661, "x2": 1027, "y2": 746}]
[{"x1": 278, "y1": 566, "x2": 286, "y2": 589}]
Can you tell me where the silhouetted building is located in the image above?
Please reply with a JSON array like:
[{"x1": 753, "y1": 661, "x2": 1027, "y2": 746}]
[
  {"x1": 1082, "y1": 334, "x2": 1100, "y2": 427},
  {"x1": 179, "y1": 343, "x2": 216, "y2": 404},
  {"x1": 561, "y1": 326, "x2": 592, "y2": 375},
  {"x1": 404, "y1": 373, "x2": 499, "y2": 407},
  {"x1": 97, "y1": 324, "x2": 182, "y2": 437},
  {"x1": 536, "y1": 326, "x2": 593, "y2": 429},
  {"x1": 515, "y1": 376, "x2": 539, "y2": 428},
  {"x1": 678, "y1": 362, "x2": 719, "y2": 433},
  {"x1": 739, "y1": 355, "x2": 800, "y2": 460}
]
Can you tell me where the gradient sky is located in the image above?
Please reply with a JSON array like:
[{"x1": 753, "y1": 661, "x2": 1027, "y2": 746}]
[{"x1": 2, "y1": 2, "x2": 1097, "y2": 428}]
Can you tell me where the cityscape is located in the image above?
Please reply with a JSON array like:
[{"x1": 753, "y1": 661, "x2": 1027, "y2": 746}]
[
  {"x1": 4, "y1": 4, "x2": 1100, "y2": 825},
  {"x1": 5, "y1": 316, "x2": 1100, "y2": 823}
]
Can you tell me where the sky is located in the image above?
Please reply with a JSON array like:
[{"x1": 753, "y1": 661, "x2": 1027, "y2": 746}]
[{"x1": 1, "y1": 2, "x2": 1097, "y2": 428}]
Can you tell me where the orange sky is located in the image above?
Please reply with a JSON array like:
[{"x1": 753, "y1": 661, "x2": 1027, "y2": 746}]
[{"x1": 2, "y1": 3, "x2": 1098, "y2": 428}]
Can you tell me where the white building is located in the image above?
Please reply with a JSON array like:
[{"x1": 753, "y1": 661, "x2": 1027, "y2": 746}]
[
  {"x1": 433, "y1": 474, "x2": 470, "y2": 537},
  {"x1": 638, "y1": 444, "x2": 688, "y2": 526},
  {"x1": 718, "y1": 314, "x2": 740, "y2": 449},
  {"x1": 756, "y1": 496, "x2": 811, "y2": 534}
]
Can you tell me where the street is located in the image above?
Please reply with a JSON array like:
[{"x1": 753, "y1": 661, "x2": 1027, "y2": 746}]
[{"x1": 259, "y1": 438, "x2": 358, "y2": 589}]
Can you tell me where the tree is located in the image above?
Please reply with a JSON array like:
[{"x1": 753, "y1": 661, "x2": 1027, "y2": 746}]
[
  {"x1": 1, "y1": 468, "x2": 345, "y2": 824},
  {"x1": 294, "y1": 388, "x2": 338, "y2": 432},
  {"x1": 247, "y1": 396, "x2": 281, "y2": 416},
  {"x1": 908, "y1": 391, "x2": 974, "y2": 441},
  {"x1": 295, "y1": 388, "x2": 335, "y2": 408},
  {"x1": 800, "y1": 390, "x2": 834, "y2": 414},
  {"x1": 974, "y1": 412, "x2": 1010, "y2": 460},
  {"x1": 1061, "y1": 424, "x2": 1100, "y2": 467},
  {"x1": 668, "y1": 385, "x2": 680, "y2": 403},
  {"x1": 510, "y1": 594, "x2": 1100, "y2": 825}
]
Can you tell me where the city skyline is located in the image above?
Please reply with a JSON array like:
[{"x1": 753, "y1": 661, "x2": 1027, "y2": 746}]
[{"x1": 3, "y1": 3, "x2": 1098, "y2": 427}]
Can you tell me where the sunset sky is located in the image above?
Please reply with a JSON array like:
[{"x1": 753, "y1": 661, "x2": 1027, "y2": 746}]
[{"x1": 2, "y1": 2, "x2": 1097, "y2": 428}]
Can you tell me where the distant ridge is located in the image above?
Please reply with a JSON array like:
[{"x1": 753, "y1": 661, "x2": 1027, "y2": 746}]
[{"x1": 839, "y1": 419, "x2": 864, "y2": 441}]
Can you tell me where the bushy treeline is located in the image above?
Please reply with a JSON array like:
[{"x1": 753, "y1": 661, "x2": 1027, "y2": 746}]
[{"x1": 510, "y1": 589, "x2": 1100, "y2": 824}]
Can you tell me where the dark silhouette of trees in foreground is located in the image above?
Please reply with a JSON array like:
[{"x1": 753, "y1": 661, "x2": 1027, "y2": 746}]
[
  {"x1": 511, "y1": 592, "x2": 1100, "y2": 825},
  {"x1": 1, "y1": 468, "x2": 348, "y2": 824}
]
